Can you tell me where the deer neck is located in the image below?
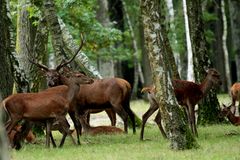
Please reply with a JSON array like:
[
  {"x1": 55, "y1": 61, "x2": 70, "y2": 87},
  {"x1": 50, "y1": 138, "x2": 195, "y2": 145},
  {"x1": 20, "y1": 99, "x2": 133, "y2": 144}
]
[
  {"x1": 200, "y1": 76, "x2": 213, "y2": 96},
  {"x1": 60, "y1": 76, "x2": 80, "y2": 102}
]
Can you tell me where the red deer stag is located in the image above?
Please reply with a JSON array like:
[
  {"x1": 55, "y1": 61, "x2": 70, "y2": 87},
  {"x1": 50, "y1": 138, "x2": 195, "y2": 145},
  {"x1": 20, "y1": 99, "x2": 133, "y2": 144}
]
[
  {"x1": 36, "y1": 66, "x2": 136, "y2": 137},
  {"x1": 220, "y1": 104, "x2": 240, "y2": 126},
  {"x1": 140, "y1": 68, "x2": 221, "y2": 139},
  {"x1": 78, "y1": 111, "x2": 124, "y2": 136},
  {"x1": 230, "y1": 83, "x2": 240, "y2": 115},
  {"x1": 27, "y1": 36, "x2": 87, "y2": 145},
  {"x1": 2, "y1": 71, "x2": 93, "y2": 148}
]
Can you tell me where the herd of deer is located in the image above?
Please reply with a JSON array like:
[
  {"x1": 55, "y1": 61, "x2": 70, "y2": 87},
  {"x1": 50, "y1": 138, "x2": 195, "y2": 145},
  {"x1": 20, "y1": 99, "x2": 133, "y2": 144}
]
[{"x1": 1, "y1": 38, "x2": 240, "y2": 150}]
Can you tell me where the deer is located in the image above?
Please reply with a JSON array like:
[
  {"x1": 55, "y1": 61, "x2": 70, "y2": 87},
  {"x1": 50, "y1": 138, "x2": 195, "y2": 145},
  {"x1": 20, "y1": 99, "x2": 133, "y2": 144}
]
[
  {"x1": 230, "y1": 83, "x2": 240, "y2": 116},
  {"x1": 77, "y1": 111, "x2": 124, "y2": 136},
  {"x1": 140, "y1": 86, "x2": 167, "y2": 140},
  {"x1": 3, "y1": 38, "x2": 94, "y2": 149},
  {"x1": 8, "y1": 122, "x2": 36, "y2": 150},
  {"x1": 33, "y1": 64, "x2": 136, "y2": 140},
  {"x1": 2, "y1": 71, "x2": 93, "y2": 149},
  {"x1": 140, "y1": 68, "x2": 221, "y2": 139},
  {"x1": 220, "y1": 104, "x2": 240, "y2": 126}
]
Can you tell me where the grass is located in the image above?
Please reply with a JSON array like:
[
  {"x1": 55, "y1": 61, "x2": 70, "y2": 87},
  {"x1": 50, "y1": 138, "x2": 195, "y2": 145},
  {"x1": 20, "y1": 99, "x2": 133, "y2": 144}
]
[{"x1": 10, "y1": 94, "x2": 240, "y2": 160}]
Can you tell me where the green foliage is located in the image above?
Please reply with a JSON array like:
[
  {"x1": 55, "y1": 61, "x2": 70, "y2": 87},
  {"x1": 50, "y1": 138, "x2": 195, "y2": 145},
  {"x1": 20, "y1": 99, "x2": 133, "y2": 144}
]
[{"x1": 55, "y1": 0, "x2": 132, "y2": 62}]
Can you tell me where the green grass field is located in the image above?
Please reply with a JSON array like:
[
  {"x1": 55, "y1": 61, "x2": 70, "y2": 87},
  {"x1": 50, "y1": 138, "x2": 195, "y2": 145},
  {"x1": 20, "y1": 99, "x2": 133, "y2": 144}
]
[{"x1": 10, "y1": 94, "x2": 240, "y2": 160}]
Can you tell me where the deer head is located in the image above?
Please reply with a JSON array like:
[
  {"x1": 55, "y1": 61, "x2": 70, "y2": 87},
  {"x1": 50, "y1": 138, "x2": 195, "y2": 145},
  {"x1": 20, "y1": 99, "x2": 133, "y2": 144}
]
[
  {"x1": 219, "y1": 104, "x2": 232, "y2": 118},
  {"x1": 205, "y1": 68, "x2": 222, "y2": 87},
  {"x1": 28, "y1": 35, "x2": 86, "y2": 87}
]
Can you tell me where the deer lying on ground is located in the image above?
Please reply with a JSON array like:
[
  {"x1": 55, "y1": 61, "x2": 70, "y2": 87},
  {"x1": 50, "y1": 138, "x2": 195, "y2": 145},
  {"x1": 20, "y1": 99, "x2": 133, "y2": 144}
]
[
  {"x1": 87, "y1": 109, "x2": 116, "y2": 126},
  {"x1": 77, "y1": 111, "x2": 124, "y2": 136},
  {"x1": 3, "y1": 60, "x2": 93, "y2": 149},
  {"x1": 33, "y1": 63, "x2": 136, "y2": 141},
  {"x1": 140, "y1": 68, "x2": 221, "y2": 139},
  {"x1": 230, "y1": 83, "x2": 240, "y2": 116},
  {"x1": 220, "y1": 104, "x2": 240, "y2": 126}
]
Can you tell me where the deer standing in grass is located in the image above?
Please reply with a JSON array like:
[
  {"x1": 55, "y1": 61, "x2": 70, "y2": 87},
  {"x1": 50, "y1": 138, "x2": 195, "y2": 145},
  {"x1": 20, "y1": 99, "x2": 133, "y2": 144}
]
[
  {"x1": 30, "y1": 44, "x2": 135, "y2": 146},
  {"x1": 140, "y1": 68, "x2": 221, "y2": 139},
  {"x1": 2, "y1": 71, "x2": 93, "y2": 148},
  {"x1": 230, "y1": 83, "x2": 240, "y2": 116},
  {"x1": 3, "y1": 38, "x2": 94, "y2": 148}
]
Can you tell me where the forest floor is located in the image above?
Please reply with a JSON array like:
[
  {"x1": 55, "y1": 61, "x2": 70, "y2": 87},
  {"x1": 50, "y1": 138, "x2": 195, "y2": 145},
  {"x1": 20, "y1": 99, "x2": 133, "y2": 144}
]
[{"x1": 10, "y1": 93, "x2": 240, "y2": 160}]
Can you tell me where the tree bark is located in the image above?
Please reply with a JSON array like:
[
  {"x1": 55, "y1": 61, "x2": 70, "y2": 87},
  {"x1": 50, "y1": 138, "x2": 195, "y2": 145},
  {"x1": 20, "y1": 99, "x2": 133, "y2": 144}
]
[
  {"x1": 0, "y1": 0, "x2": 14, "y2": 99},
  {"x1": 187, "y1": 0, "x2": 220, "y2": 124},
  {"x1": 30, "y1": 17, "x2": 49, "y2": 92},
  {"x1": 141, "y1": 0, "x2": 197, "y2": 150},
  {"x1": 0, "y1": 0, "x2": 12, "y2": 159},
  {"x1": 15, "y1": 0, "x2": 36, "y2": 92},
  {"x1": 183, "y1": 0, "x2": 194, "y2": 81},
  {"x1": 43, "y1": 0, "x2": 64, "y2": 64},
  {"x1": 221, "y1": 0, "x2": 231, "y2": 91}
]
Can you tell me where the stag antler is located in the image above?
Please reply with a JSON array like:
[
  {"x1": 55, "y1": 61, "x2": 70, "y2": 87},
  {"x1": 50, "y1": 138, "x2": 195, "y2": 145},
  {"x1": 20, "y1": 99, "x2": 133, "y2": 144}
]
[
  {"x1": 56, "y1": 34, "x2": 85, "y2": 71},
  {"x1": 26, "y1": 44, "x2": 49, "y2": 71}
]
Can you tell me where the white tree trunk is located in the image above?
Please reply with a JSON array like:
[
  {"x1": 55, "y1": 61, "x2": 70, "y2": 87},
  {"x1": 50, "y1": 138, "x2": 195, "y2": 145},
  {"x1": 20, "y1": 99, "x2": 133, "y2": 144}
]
[
  {"x1": 166, "y1": 0, "x2": 181, "y2": 75},
  {"x1": 183, "y1": 0, "x2": 194, "y2": 81},
  {"x1": 221, "y1": 0, "x2": 231, "y2": 91}
]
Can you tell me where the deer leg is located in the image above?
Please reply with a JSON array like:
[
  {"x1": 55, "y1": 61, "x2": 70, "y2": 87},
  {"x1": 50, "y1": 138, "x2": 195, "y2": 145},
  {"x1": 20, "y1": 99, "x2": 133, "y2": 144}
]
[
  {"x1": 105, "y1": 109, "x2": 116, "y2": 126},
  {"x1": 68, "y1": 111, "x2": 81, "y2": 145},
  {"x1": 140, "y1": 103, "x2": 158, "y2": 140},
  {"x1": 58, "y1": 116, "x2": 76, "y2": 147},
  {"x1": 6, "y1": 118, "x2": 20, "y2": 135},
  {"x1": 113, "y1": 105, "x2": 129, "y2": 133},
  {"x1": 45, "y1": 120, "x2": 52, "y2": 148},
  {"x1": 123, "y1": 104, "x2": 136, "y2": 134},
  {"x1": 49, "y1": 132, "x2": 57, "y2": 148},
  {"x1": 154, "y1": 110, "x2": 167, "y2": 139},
  {"x1": 188, "y1": 103, "x2": 197, "y2": 137}
]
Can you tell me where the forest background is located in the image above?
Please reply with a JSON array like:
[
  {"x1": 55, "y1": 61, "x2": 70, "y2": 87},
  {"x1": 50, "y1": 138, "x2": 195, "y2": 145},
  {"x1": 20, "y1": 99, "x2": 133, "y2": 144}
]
[{"x1": 0, "y1": 0, "x2": 240, "y2": 153}]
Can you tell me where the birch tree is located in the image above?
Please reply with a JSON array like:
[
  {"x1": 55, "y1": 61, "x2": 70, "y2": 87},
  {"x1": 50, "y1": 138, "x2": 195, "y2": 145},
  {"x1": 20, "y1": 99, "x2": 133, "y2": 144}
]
[
  {"x1": 221, "y1": 0, "x2": 231, "y2": 91},
  {"x1": 141, "y1": 0, "x2": 197, "y2": 150},
  {"x1": 183, "y1": 0, "x2": 194, "y2": 81}
]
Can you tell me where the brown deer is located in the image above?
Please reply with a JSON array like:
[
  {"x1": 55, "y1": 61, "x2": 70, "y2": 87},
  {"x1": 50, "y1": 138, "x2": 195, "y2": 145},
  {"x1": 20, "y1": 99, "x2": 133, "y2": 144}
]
[
  {"x1": 33, "y1": 64, "x2": 136, "y2": 140},
  {"x1": 78, "y1": 111, "x2": 124, "y2": 136},
  {"x1": 8, "y1": 122, "x2": 36, "y2": 150},
  {"x1": 140, "y1": 86, "x2": 167, "y2": 140},
  {"x1": 2, "y1": 71, "x2": 93, "y2": 149},
  {"x1": 220, "y1": 104, "x2": 240, "y2": 126},
  {"x1": 230, "y1": 83, "x2": 240, "y2": 115},
  {"x1": 140, "y1": 68, "x2": 221, "y2": 139}
]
